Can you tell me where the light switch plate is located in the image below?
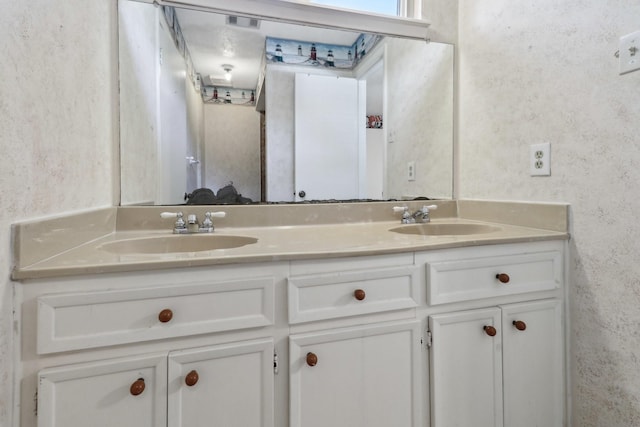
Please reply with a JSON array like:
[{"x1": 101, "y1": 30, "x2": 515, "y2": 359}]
[
  {"x1": 530, "y1": 143, "x2": 551, "y2": 176},
  {"x1": 619, "y1": 30, "x2": 640, "y2": 75}
]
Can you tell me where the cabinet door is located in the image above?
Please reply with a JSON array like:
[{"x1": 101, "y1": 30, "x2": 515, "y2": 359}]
[
  {"x1": 168, "y1": 339, "x2": 274, "y2": 427},
  {"x1": 37, "y1": 353, "x2": 167, "y2": 427},
  {"x1": 290, "y1": 321, "x2": 422, "y2": 427},
  {"x1": 501, "y1": 299, "x2": 564, "y2": 427},
  {"x1": 429, "y1": 308, "x2": 503, "y2": 427}
]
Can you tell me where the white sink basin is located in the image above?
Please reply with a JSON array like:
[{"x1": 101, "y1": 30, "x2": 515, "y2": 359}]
[
  {"x1": 388, "y1": 222, "x2": 501, "y2": 236},
  {"x1": 100, "y1": 234, "x2": 258, "y2": 254}
]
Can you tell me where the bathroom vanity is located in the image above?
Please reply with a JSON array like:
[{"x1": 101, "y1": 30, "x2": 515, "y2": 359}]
[{"x1": 11, "y1": 200, "x2": 569, "y2": 427}]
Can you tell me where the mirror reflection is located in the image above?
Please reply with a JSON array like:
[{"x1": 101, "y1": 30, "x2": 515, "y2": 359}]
[{"x1": 118, "y1": 0, "x2": 453, "y2": 205}]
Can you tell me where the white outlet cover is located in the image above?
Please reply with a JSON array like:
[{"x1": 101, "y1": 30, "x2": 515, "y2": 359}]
[
  {"x1": 407, "y1": 161, "x2": 416, "y2": 181},
  {"x1": 530, "y1": 143, "x2": 551, "y2": 176},
  {"x1": 619, "y1": 30, "x2": 640, "y2": 75}
]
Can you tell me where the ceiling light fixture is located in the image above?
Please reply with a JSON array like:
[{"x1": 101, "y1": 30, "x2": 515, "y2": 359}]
[{"x1": 222, "y1": 64, "x2": 234, "y2": 81}]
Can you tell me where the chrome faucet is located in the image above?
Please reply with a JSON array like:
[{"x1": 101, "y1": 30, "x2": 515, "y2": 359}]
[
  {"x1": 393, "y1": 205, "x2": 438, "y2": 224},
  {"x1": 412, "y1": 205, "x2": 438, "y2": 223},
  {"x1": 160, "y1": 211, "x2": 226, "y2": 234}
]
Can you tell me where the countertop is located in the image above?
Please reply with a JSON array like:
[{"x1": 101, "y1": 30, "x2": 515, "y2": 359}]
[{"x1": 12, "y1": 204, "x2": 569, "y2": 280}]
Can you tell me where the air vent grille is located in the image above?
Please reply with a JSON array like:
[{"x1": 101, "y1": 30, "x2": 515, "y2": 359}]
[
  {"x1": 226, "y1": 15, "x2": 260, "y2": 29},
  {"x1": 206, "y1": 75, "x2": 232, "y2": 88}
]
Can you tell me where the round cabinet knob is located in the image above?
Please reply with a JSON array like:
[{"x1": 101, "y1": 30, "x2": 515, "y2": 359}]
[
  {"x1": 298, "y1": 190, "x2": 306, "y2": 198},
  {"x1": 513, "y1": 320, "x2": 527, "y2": 331},
  {"x1": 496, "y1": 273, "x2": 510, "y2": 284},
  {"x1": 354, "y1": 289, "x2": 366, "y2": 301},
  {"x1": 306, "y1": 352, "x2": 318, "y2": 367},
  {"x1": 130, "y1": 378, "x2": 146, "y2": 396},
  {"x1": 185, "y1": 370, "x2": 199, "y2": 387},
  {"x1": 158, "y1": 309, "x2": 173, "y2": 323},
  {"x1": 483, "y1": 325, "x2": 497, "y2": 337}
]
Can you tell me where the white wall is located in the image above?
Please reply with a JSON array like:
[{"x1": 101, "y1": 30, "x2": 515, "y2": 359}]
[
  {"x1": 157, "y1": 15, "x2": 188, "y2": 204},
  {"x1": 203, "y1": 104, "x2": 261, "y2": 200},
  {"x1": 118, "y1": 0, "x2": 158, "y2": 205},
  {"x1": 0, "y1": 0, "x2": 117, "y2": 425},
  {"x1": 264, "y1": 67, "x2": 295, "y2": 202},
  {"x1": 458, "y1": 0, "x2": 640, "y2": 425},
  {"x1": 365, "y1": 129, "x2": 384, "y2": 199},
  {"x1": 386, "y1": 39, "x2": 454, "y2": 199},
  {"x1": 121, "y1": 1, "x2": 200, "y2": 205},
  {"x1": 185, "y1": 76, "x2": 204, "y2": 192}
]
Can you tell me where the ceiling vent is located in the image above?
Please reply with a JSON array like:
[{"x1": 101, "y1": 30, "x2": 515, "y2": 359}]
[
  {"x1": 226, "y1": 15, "x2": 261, "y2": 29},
  {"x1": 206, "y1": 75, "x2": 232, "y2": 88}
]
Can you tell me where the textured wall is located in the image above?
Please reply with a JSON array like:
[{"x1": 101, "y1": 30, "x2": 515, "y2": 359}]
[
  {"x1": 421, "y1": 0, "x2": 458, "y2": 45},
  {"x1": 0, "y1": 0, "x2": 116, "y2": 424},
  {"x1": 458, "y1": 0, "x2": 640, "y2": 425},
  {"x1": 265, "y1": 67, "x2": 296, "y2": 202},
  {"x1": 203, "y1": 104, "x2": 261, "y2": 200},
  {"x1": 185, "y1": 76, "x2": 204, "y2": 192},
  {"x1": 386, "y1": 38, "x2": 454, "y2": 199},
  {"x1": 119, "y1": 0, "x2": 158, "y2": 205}
]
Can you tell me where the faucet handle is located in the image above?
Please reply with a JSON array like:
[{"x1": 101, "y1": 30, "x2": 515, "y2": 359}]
[
  {"x1": 202, "y1": 212, "x2": 213, "y2": 228},
  {"x1": 418, "y1": 205, "x2": 438, "y2": 223},
  {"x1": 201, "y1": 211, "x2": 225, "y2": 232},
  {"x1": 160, "y1": 211, "x2": 183, "y2": 219},
  {"x1": 160, "y1": 211, "x2": 186, "y2": 230},
  {"x1": 393, "y1": 206, "x2": 414, "y2": 224}
]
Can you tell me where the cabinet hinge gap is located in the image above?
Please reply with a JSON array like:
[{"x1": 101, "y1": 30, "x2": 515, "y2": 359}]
[{"x1": 273, "y1": 352, "x2": 279, "y2": 374}]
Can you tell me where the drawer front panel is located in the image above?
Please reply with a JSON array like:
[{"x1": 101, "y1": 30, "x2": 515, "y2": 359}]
[
  {"x1": 426, "y1": 242, "x2": 563, "y2": 305},
  {"x1": 37, "y1": 277, "x2": 274, "y2": 354},
  {"x1": 288, "y1": 266, "x2": 419, "y2": 324}
]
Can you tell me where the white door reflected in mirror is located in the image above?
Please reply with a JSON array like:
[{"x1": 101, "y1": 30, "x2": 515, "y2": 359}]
[{"x1": 294, "y1": 74, "x2": 360, "y2": 201}]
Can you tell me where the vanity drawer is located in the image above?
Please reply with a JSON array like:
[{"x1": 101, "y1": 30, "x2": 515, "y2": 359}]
[
  {"x1": 425, "y1": 241, "x2": 563, "y2": 305},
  {"x1": 37, "y1": 277, "x2": 274, "y2": 354},
  {"x1": 288, "y1": 266, "x2": 419, "y2": 324}
]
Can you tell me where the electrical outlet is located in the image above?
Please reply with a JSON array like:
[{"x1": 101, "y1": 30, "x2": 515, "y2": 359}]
[
  {"x1": 407, "y1": 161, "x2": 416, "y2": 181},
  {"x1": 619, "y1": 30, "x2": 640, "y2": 75},
  {"x1": 530, "y1": 143, "x2": 551, "y2": 176}
]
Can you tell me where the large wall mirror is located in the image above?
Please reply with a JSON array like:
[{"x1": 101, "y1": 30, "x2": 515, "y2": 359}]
[{"x1": 119, "y1": 0, "x2": 453, "y2": 205}]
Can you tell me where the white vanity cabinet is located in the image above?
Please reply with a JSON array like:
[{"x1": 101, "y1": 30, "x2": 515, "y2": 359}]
[
  {"x1": 290, "y1": 321, "x2": 422, "y2": 427},
  {"x1": 17, "y1": 264, "x2": 285, "y2": 427},
  {"x1": 422, "y1": 240, "x2": 566, "y2": 427},
  {"x1": 501, "y1": 300, "x2": 564, "y2": 426},
  {"x1": 429, "y1": 300, "x2": 564, "y2": 427},
  {"x1": 287, "y1": 254, "x2": 423, "y2": 427},
  {"x1": 37, "y1": 339, "x2": 274, "y2": 427},
  {"x1": 167, "y1": 339, "x2": 274, "y2": 427},
  {"x1": 38, "y1": 353, "x2": 168, "y2": 427},
  {"x1": 16, "y1": 239, "x2": 567, "y2": 427}
]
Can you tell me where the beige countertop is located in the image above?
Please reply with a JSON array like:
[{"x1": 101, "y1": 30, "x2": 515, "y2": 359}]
[{"x1": 12, "y1": 199, "x2": 570, "y2": 280}]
